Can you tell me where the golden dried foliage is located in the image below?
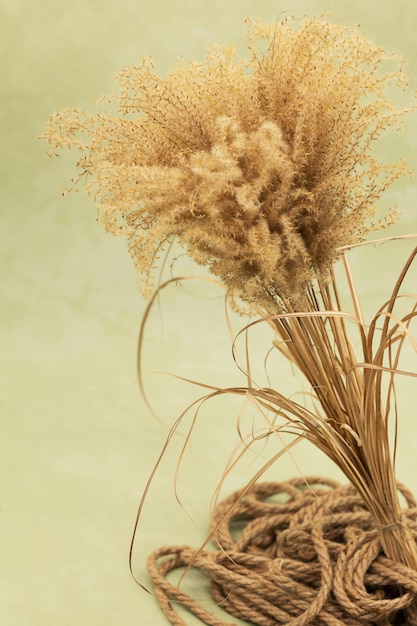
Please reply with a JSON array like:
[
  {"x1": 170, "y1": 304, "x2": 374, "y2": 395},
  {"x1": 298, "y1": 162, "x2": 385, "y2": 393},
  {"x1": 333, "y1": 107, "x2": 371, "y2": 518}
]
[
  {"x1": 43, "y1": 16, "x2": 413, "y2": 311},
  {"x1": 44, "y1": 15, "x2": 417, "y2": 591}
]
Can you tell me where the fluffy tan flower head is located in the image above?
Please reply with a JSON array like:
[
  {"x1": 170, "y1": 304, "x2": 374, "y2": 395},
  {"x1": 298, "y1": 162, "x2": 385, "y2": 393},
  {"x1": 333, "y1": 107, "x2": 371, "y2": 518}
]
[{"x1": 44, "y1": 16, "x2": 412, "y2": 310}]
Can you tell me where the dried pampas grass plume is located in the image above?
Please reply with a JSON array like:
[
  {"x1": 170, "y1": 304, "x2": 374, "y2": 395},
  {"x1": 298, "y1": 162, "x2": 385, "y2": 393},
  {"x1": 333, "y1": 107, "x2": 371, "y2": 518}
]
[
  {"x1": 43, "y1": 14, "x2": 417, "y2": 626},
  {"x1": 43, "y1": 15, "x2": 411, "y2": 311}
]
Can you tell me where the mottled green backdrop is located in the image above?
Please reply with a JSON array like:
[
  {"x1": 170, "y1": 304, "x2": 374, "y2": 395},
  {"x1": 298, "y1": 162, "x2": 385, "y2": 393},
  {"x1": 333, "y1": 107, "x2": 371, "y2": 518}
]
[{"x1": 2, "y1": 1, "x2": 417, "y2": 624}]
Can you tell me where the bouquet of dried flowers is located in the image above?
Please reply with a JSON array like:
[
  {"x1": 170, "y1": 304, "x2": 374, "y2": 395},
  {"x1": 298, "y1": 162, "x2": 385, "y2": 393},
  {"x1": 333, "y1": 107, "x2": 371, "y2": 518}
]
[{"x1": 43, "y1": 15, "x2": 417, "y2": 625}]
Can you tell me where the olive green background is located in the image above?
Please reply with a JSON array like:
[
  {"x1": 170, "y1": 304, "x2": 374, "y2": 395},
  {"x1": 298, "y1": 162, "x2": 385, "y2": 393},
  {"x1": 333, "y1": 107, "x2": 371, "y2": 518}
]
[{"x1": 1, "y1": 1, "x2": 417, "y2": 624}]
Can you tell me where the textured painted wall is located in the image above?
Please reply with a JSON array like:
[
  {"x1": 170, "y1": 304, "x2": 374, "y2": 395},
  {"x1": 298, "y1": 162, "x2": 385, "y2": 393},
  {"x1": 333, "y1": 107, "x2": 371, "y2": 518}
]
[{"x1": 2, "y1": 2, "x2": 417, "y2": 624}]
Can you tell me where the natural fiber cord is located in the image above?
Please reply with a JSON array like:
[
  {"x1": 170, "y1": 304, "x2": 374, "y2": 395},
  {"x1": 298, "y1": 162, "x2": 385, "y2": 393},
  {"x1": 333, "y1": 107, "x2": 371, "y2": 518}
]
[{"x1": 148, "y1": 478, "x2": 417, "y2": 625}]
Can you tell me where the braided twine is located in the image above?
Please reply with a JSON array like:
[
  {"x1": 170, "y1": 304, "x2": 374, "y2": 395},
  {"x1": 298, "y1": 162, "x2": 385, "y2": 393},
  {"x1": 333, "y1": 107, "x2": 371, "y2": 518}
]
[{"x1": 147, "y1": 477, "x2": 417, "y2": 626}]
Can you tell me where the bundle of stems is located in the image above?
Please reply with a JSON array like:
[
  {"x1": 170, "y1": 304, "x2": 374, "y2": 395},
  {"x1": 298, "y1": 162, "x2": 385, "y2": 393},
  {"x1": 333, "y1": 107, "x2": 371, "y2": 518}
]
[{"x1": 236, "y1": 243, "x2": 417, "y2": 571}]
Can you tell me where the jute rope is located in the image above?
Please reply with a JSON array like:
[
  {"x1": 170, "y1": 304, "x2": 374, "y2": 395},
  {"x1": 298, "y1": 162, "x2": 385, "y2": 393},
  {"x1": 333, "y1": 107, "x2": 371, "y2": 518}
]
[{"x1": 147, "y1": 477, "x2": 417, "y2": 625}]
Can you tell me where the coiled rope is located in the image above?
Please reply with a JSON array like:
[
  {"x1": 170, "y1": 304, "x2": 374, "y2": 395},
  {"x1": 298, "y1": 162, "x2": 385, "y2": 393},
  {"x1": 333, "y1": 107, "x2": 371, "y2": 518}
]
[{"x1": 148, "y1": 477, "x2": 417, "y2": 625}]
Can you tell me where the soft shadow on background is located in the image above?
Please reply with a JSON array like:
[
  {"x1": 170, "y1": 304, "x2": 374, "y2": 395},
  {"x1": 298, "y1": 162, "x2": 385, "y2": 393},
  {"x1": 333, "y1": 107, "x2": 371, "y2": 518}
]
[{"x1": 1, "y1": 1, "x2": 417, "y2": 624}]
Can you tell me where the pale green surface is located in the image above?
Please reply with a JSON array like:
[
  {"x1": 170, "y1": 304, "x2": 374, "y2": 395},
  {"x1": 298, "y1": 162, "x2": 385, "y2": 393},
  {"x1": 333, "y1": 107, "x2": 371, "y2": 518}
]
[{"x1": 2, "y1": 1, "x2": 417, "y2": 624}]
